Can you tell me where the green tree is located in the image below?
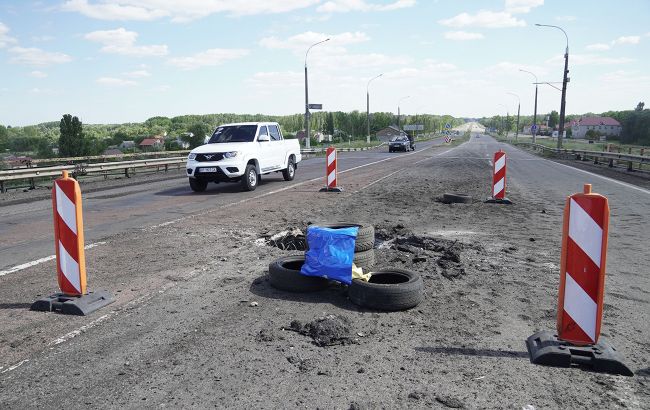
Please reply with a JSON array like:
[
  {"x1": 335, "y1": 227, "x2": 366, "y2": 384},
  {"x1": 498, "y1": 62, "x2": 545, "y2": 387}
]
[
  {"x1": 548, "y1": 110, "x2": 559, "y2": 128},
  {"x1": 59, "y1": 114, "x2": 85, "y2": 157},
  {"x1": 324, "y1": 112, "x2": 335, "y2": 136},
  {"x1": 185, "y1": 123, "x2": 210, "y2": 148},
  {"x1": 635, "y1": 101, "x2": 645, "y2": 112},
  {"x1": 0, "y1": 125, "x2": 8, "y2": 151}
]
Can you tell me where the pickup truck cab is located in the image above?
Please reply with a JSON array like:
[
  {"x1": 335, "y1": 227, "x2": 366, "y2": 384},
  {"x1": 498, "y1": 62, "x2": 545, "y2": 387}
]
[{"x1": 186, "y1": 122, "x2": 301, "y2": 192}]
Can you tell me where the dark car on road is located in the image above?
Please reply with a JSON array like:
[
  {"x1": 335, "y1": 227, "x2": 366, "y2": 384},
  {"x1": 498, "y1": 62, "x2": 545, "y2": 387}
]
[{"x1": 389, "y1": 135, "x2": 413, "y2": 152}]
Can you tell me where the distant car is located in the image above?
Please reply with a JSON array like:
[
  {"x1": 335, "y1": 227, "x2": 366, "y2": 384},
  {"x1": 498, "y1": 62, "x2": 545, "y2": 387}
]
[{"x1": 389, "y1": 136, "x2": 412, "y2": 152}]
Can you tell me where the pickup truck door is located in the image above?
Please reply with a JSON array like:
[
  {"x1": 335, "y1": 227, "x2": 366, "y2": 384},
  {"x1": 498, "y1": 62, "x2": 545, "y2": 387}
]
[
  {"x1": 256, "y1": 125, "x2": 274, "y2": 172},
  {"x1": 267, "y1": 124, "x2": 285, "y2": 169}
]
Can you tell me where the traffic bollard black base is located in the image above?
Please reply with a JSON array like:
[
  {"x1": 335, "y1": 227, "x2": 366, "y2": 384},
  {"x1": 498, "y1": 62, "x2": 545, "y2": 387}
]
[
  {"x1": 31, "y1": 291, "x2": 115, "y2": 316},
  {"x1": 319, "y1": 187, "x2": 343, "y2": 192},
  {"x1": 526, "y1": 330, "x2": 633, "y2": 376},
  {"x1": 485, "y1": 197, "x2": 512, "y2": 204}
]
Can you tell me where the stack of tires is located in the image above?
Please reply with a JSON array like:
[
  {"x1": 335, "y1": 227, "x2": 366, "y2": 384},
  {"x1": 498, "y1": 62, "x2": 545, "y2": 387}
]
[{"x1": 267, "y1": 222, "x2": 424, "y2": 311}]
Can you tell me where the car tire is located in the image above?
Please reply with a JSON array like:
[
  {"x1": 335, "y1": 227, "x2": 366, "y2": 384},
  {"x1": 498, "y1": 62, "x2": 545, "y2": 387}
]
[
  {"x1": 268, "y1": 255, "x2": 329, "y2": 293},
  {"x1": 348, "y1": 268, "x2": 423, "y2": 311},
  {"x1": 282, "y1": 157, "x2": 296, "y2": 181},
  {"x1": 353, "y1": 248, "x2": 375, "y2": 269},
  {"x1": 189, "y1": 178, "x2": 207, "y2": 192},
  {"x1": 317, "y1": 223, "x2": 375, "y2": 252},
  {"x1": 241, "y1": 163, "x2": 258, "y2": 191},
  {"x1": 389, "y1": 148, "x2": 393, "y2": 153},
  {"x1": 441, "y1": 193, "x2": 472, "y2": 204}
]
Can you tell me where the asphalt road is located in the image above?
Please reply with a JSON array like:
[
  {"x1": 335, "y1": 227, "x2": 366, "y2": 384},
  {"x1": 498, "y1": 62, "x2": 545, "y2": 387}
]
[
  {"x1": 0, "y1": 139, "x2": 444, "y2": 273},
  {"x1": 1, "y1": 134, "x2": 648, "y2": 408}
]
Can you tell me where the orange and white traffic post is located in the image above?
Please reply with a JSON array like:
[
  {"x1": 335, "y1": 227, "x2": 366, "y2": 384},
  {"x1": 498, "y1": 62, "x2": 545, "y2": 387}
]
[
  {"x1": 319, "y1": 146, "x2": 342, "y2": 192},
  {"x1": 526, "y1": 184, "x2": 632, "y2": 376},
  {"x1": 31, "y1": 171, "x2": 114, "y2": 316},
  {"x1": 485, "y1": 149, "x2": 512, "y2": 204},
  {"x1": 557, "y1": 183, "x2": 608, "y2": 345}
]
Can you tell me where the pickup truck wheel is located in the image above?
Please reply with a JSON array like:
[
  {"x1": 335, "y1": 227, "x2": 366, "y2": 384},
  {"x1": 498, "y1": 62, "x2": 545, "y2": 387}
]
[
  {"x1": 269, "y1": 255, "x2": 329, "y2": 292},
  {"x1": 282, "y1": 158, "x2": 296, "y2": 181},
  {"x1": 241, "y1": 164, "x2": 258, "y2": 191},
  {"x1": 189, "y1": 178, "x2": 207, "y2": 192}
]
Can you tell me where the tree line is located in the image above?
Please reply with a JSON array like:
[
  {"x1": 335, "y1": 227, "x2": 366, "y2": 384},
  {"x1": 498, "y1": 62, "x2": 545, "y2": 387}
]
[{"x1": 0, "y1": 111, "x2": 463, "y2": 159}]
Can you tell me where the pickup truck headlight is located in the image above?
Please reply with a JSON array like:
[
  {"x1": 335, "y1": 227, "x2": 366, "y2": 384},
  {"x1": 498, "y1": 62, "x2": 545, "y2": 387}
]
[
  {"x1": 188, "y1": 153, "x2": 197, "y2": 160},
  {"x1": 224, "y1": 151, "x2": 239, "y2": 158}
]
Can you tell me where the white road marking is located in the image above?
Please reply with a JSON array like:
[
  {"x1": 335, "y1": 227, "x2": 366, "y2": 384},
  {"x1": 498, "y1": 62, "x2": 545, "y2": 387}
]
[
  {"x1": 356, "y1": 168, "x2": 405, "y2": 192},
  {"x1": 552, "y1": 161, "x2": 650, "y2": 195},
  {"x1": 49, "y1": 314, "x2": 112, "y2": 346},
  {"x1": 0, "y1": 359, "x2": 29, "y2": 375},
  {"x1": 0, "y1": 242, "x2": 106, "y2": 277}
]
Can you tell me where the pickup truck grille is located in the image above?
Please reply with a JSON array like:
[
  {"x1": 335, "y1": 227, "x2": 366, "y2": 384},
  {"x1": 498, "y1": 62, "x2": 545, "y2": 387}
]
[{"x1": 195, "y1": 153, "x2": 225, "y2": 162}]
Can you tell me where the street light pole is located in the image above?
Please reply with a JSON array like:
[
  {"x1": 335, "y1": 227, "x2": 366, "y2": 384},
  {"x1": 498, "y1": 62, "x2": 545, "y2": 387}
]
[
  {"x1": 507, "y1": 92, "x2": 520, "y2": 141},
  {"x1": 366, "y1": 73, "x2": 383, "y2": 143},
  {"x1": 397, "y1": 95, "x2": 410, "y2": 131},
  {"x1": 519, "y1": 69, "x2": 538, "y2": 144},
  {"x1": 304, "y1": 38, "x2": 329, "y2": 149},
  {"x1": 536, "y1": 24, "x2": 569, "y2": 149}
]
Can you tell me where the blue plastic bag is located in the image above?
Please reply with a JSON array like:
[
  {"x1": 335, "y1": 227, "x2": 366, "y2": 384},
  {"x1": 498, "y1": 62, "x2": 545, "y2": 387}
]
[{"x1": 300, "y1": 225, "x2": 359, "y2": 284}]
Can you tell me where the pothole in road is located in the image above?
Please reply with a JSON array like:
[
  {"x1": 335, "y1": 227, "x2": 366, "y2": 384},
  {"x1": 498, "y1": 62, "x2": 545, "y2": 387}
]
[{"x1": 256, "y1": 228, "x2": 307, "y2": 251}]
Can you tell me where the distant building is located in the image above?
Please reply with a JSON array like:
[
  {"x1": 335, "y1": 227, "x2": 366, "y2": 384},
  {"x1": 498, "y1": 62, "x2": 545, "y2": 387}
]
[
  {"x1": 120, "y1": 140, "x2": 136, "y2": 150},
  {"x1": 570, "y1": 117, "x2": 621, "y2": 139},
  {"x1": 139, "y1": 137, "x2": 165, "y2": 151},
  {"x1": 376, "y1": 126, "x2": 406, "y2": 142}
]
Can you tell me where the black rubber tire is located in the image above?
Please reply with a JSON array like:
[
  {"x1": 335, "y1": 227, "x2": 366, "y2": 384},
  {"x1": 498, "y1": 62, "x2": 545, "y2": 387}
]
[
  {"x1": 268, "y1": 255, "x2": 329, "y2": 293},
  {"x1": 317, "y1": 223, "x2": 375, "y2": 252},
  {"x1": 389, "y1": 148, "x2": 393, "y2": 153},
  {"x1": 442, "y1": 193, "x2": 472, "y2": 204},
  {"x1": 348, "y1": 268, "x2": 423, "y2": 311},
  {"x1": 241, "y1": 163, "x2": 258, "y2": 191},
  {"x1": 353, "y1": 248, "x2": 375, "y2": 268},
  {"x1": 282, "y1": 157, "x2": 296, "y2": 181},
  {"x1": 189, "y1": 178, "x2": 207, "y2": 192}
]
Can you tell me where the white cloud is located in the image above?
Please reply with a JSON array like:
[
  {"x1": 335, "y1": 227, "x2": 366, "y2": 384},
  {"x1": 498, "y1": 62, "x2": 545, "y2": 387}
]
[
  {"x1": 444, "y1": 31, "x2": 484, "y2": 41},
  {"x1": 30, "y1": 87, "x2": 56, "y2": 94},
  {"x1": 0, "y1": 22, "x2": 17, "y2": 48},
  {"x1": 152, "y1": 85, "x2": 171, "y2": 92},
  {"x1": 586, "y1": 43, "x2": 611, "y2": 51},
  {"x1": 439, "y1": 11, "x2": 526, "y2": 29},
  {"x1": 317, "y1": 0, "x2": 416, "y2": 13},
  {"x1": 32, "y1": 35, "x2": 55, "y2": 42},
  {"x1": 555, "y1": 15, "x2": 576, "y2": 22},
  {"x1": 484, "y1": 61, "x2": 548, "y2": 78},
  {"x1": 85, "y1": 28, "x2": 168, "y2": 56},
  {"x1": 260, "y1": 31, "x2": 370, "y2": 53},
  {"x1": 8, "y1": 47, "x2": 72, "y2": 66},
  {"x1": 247, "y1": 71, "x2": 303, "y2": 89},
  {"x1": 96, "y1": 77, "x2": 138, "y2": 86},
  {"x1": 123, "y1": 69, "x2": 151, "y2": 78},
  {"x1": 611, "y1": 35, "x2": 640, "y2": 45},
  {"x1": 30, "y1": 70, "x2": 48, "y2": 78},
  {"x1": 598, "y1": 70, "x2": 650, "y2": 85},
  {"x1": 546, "y1": 54, "x2": 634, "y2": 66},
  {"x1": 505, "y1": 0, "x2": 543, "y2": 14},
  {"x1": 62, "y1": 0, "x2": 321, "y2": 22},
  {"x1": 167, "y1": 48, "x2": 250, "y2": 70}
]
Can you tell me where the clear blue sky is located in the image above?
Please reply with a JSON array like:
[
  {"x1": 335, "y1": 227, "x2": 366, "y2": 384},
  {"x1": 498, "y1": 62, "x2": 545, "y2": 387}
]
[{"x1": 1, "y1": 0, "x2": 649, "y2": 126}]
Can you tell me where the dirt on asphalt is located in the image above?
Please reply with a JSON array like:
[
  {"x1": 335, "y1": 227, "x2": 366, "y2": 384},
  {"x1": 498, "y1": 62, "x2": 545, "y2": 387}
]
[{"x1": 0, "y1": 142, "x2": 648, "y2": 409}]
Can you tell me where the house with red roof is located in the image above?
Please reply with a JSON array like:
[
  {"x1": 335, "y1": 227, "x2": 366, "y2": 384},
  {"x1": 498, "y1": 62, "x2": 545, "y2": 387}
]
[
  {"x1": 139, "y1": 136, "x2": 165, "y2": 151},
  {"x1": 571, "y1": 117, "x2": 621, "y2": 139}
]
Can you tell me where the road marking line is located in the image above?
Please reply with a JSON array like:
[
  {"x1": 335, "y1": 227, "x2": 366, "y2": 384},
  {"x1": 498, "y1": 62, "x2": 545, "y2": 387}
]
[
  {"x1": 49, "y1": 314, "x2": 112, "y2": 346},
  {"x1": 0, "y1": 242, "x2": 106, "y2": 277},
  {"x1": 0, "y1": 359, "x2": 29, "y2": 375},
  {"x1": 356, "y1": 168, "x2": 405, "y2": 192}
]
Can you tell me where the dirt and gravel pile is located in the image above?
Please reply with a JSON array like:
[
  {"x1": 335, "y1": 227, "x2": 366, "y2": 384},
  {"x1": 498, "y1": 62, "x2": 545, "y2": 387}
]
[{"x1": 289, "y1": 314, "x2": 359, "y2": 346}]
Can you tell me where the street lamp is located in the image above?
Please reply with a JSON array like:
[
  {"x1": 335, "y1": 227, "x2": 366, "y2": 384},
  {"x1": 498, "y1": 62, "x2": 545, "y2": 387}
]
[
  {"x1": 397, "y1": 95, "x2": 410, "y2": 131},
  {"x1": 519, "y1": 69, "x2": 538, "y2": 144},
  {"x1": 366, "y1": 73, "x2": 383, "y2": 143},
  {"x1": 536, "y1": 23, "x2": 569, "y2": 149},
  {"x1": 304, "y1": 38, "x2": 329, "y2": 149},
  {"x1": 507, "y1": 92, "x2": 520, "y2": 141}
]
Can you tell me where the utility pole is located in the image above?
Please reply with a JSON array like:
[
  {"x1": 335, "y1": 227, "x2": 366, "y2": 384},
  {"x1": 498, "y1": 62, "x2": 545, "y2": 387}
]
[
  {"x1": 366, "y1": 74, "x2": 383, "y2": 144},
  {"x1": 397, "y1": 95, "x2": 410, "y2": 131},
  {"x1": 536, "y1": 24, "x2": 569, "y2": 149},
  {"x1": 520, "y1": 69, "x2": 538, "y2": 144}
]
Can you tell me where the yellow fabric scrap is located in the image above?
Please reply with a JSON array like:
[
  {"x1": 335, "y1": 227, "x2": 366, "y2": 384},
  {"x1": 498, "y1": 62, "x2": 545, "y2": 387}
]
[{"x1": 352, "y1": 263, "x2": 371, "y2": 282}]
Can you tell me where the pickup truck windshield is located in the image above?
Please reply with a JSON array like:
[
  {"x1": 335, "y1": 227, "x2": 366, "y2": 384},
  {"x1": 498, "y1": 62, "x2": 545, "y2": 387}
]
[{"x1": 208, "y1": 125, "x2": 258, "y2": 143}]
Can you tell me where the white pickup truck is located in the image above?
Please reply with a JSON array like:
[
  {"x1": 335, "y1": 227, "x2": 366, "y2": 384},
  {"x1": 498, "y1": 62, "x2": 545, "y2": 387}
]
[{"x1": 186, "y1": 122, "x2": 302, "y2": 192}]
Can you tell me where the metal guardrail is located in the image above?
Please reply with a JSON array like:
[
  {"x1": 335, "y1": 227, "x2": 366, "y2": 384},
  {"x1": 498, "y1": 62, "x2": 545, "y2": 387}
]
[
  {"x1": 515, "y1": 142, "x2": 649, "y2": 170},
  {"x1": 0, "y1": 144, "x2": 386, "y2": 193}
]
